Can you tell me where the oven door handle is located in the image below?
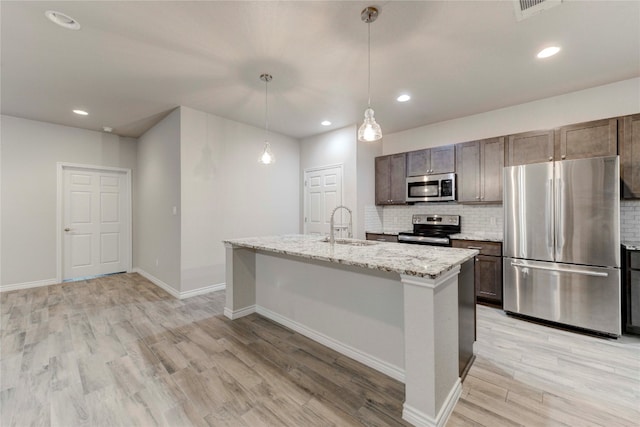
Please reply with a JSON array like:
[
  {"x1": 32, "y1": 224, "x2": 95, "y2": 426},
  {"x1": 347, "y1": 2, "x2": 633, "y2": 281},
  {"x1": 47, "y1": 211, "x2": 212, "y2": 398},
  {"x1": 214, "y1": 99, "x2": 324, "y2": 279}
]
[{"x1": 398, "y1": 235, "x2": 450, "y2": 245}]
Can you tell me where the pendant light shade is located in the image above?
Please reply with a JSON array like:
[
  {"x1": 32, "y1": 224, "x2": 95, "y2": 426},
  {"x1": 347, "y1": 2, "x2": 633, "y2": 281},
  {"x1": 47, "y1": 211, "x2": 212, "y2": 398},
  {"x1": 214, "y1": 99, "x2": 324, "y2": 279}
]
[
  {"x1": 258, "y1": 73, "x2": 275, "y2": 164},
  {"x1": 358, "y1": 6, "x2": 382, "y2": 143}
]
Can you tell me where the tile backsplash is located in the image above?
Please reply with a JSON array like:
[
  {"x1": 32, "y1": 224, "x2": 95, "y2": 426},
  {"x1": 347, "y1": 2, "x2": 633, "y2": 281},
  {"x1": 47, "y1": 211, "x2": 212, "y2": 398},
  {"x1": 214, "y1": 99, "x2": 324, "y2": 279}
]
[
  {"x1": 365, "y1": 199, "x2": 640, "y2": 242},
  {"x1": 365, "y1": 203, "x2": 503, "y2": 234},
  {"x1": 621, "y1": 200, "x2": 640, "y2": 242}
]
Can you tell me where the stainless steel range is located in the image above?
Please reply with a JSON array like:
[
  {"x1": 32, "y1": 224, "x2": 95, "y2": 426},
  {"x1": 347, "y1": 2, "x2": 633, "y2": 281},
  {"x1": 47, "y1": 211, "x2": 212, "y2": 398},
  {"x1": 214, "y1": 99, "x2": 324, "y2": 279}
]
[{"x1": 398, "y1": 214, "x2": 461, "y2": 247}]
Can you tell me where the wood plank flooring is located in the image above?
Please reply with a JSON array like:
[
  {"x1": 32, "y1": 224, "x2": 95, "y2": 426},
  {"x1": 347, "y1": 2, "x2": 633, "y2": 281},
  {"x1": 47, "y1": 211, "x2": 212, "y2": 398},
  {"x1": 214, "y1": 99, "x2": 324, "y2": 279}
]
[{"x1": 1, "y1": 272, "x2": 639, "y2": 426}]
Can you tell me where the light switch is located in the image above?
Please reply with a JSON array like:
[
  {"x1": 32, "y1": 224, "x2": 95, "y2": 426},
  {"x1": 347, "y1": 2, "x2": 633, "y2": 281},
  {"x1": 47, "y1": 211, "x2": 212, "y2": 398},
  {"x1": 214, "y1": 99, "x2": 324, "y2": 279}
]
[{"x1": 172, "y1": 206, "x2": 177, "y2": 215}]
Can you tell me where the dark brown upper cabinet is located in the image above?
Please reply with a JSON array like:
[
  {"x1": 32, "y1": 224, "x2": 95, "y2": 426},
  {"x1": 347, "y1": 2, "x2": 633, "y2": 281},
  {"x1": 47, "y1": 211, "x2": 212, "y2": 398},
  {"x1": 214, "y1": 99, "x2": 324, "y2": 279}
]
[
  {"x1": 506, "y1": 130, "x2": 554, "y2": 166},
  {"x1": 456, "y1": 137, "x2": 504, "y2": 203},
  {"x1": 555, "y1": 118, "x2": 617, "y2": 161},
  {"x1": 375, "y1": 153, "x2": 407, "y2": 205},
  {"x1": 621, "y1": 114, "x2": 640, "y2": 199},
  {"x1": 406, "y1": 145, "x2": 455, "y2": 176}
]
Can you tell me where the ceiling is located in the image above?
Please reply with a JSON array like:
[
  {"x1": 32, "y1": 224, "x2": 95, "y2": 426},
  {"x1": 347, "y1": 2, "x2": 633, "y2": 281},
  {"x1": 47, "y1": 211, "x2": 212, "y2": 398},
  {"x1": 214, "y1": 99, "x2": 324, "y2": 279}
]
[{"x1": 1, "y1": 1, "x2": 639, "y2": 140}]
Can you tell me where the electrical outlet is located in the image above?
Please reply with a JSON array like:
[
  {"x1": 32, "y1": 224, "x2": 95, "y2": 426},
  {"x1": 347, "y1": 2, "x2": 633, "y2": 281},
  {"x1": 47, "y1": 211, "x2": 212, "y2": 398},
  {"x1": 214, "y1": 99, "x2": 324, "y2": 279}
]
[
  {"x1": 155, "y1": 258, "x2": 159, "y2": 266},
  {"x1": 490, "y1": 217, "x2": 497, "y2": 226}
]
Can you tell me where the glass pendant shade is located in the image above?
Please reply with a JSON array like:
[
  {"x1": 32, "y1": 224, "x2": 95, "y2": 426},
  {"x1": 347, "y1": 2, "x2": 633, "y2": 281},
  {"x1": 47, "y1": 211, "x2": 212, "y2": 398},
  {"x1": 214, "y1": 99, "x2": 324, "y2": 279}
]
[
  {"x1": 259, "y1": 141, "x2": 275, "y2": 164},
  {"x1": 358, "y1": 107, "x2": 382, "y2": 142}
]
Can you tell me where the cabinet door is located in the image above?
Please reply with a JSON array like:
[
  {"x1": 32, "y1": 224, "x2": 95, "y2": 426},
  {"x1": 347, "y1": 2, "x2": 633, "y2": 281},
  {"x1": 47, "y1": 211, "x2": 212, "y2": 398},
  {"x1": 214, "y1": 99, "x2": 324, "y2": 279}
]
[
  {"x1": 480, "y1": 137, "x2": 505, "y2": 203},
  {"x1": 406, "y1": 149, "x2": 430, "y2": 176},
  {"x1": 455, "y1": 141, "x2": 480, "y2": 202},
  {"x1": 389, "y1": 153, "x2": 407, "y2": 204},
  {"x1": 375, "y1": 156, "x2": 391, "y2": 205},
  {"x1": 621, "y1": 114, "x2": 640, "y2": 199},
  {"x1": 506, "y1": 130, "x2": 554, "y2": 166},
  {"x1": 556, "y1": 118, "x2": 617, "y2": 160},
  {"x1": 430, "y1": 145, "x2": 456, "y2": 174},
  {"x1": 476, "y1": 255, "x2": 503, "y2": 305}
]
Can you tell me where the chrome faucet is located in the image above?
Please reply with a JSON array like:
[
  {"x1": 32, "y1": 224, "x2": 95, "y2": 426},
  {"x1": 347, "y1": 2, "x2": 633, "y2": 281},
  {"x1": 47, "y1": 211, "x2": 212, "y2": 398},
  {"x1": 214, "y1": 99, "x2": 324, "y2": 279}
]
[{"x1": 329, "y1": 205, "x2": 353, "y2": 244}]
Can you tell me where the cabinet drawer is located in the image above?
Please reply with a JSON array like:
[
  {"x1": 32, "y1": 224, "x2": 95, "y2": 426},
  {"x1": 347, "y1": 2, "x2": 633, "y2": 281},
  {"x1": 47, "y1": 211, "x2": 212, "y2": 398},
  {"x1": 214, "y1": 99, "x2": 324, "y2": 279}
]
[
  {"x1": 366, "y1": 233, "x2": 399, "y2": 243},
  {"x1": 452, "y1": 239, "x2": 502, "y2": 256},
  {"x1": 630, "y1": 251, "x2": 640, "y2": 270}
]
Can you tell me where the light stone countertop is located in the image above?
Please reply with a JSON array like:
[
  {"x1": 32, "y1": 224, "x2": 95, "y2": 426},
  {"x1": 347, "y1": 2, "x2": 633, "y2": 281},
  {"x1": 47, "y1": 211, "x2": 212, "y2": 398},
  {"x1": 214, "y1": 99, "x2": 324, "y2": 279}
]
[
  {"x1": 365, "y1": 230, "x2": 402, "y2": 236},
  {"x1": 224, "y1": 234, "x2": 477, "y2": 280},
  {"x1": 622, "y1": 242, "x2": 640, "y2": 251},
  {"x1": 450, "y1": 232, "x2": 503, "y2": 242}
]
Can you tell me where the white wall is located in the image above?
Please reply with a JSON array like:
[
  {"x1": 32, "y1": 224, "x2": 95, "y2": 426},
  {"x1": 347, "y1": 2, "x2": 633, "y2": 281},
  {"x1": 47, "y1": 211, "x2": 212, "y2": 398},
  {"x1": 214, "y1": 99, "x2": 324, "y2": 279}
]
[
  {"x1": 300, "y1": 125, "x2": 359, "y2": 235},
  {"x1": 383, "y1": 77, "x2": 640, "y2": 155},
  {"x1": 179, "y1": 106, "x2": 300, "y2": 293},
  {"x1": 135, "y1": 108, "x2": 182, "y2": 292},
  {"x1": 1, "y1": 115, "x2": 137, "y2": 287}
]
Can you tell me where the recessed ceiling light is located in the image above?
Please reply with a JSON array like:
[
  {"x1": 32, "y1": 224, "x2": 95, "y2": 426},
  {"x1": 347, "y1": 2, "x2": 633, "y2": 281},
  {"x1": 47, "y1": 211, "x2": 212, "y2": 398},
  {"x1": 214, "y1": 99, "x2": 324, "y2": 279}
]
[
  {"x1": 45, "y1": 11, "x2": 81, "y2": 30},
  {"x1": 397, "y1": 94, "x2": 411, "y2": 102},
  {"x1": 103, "y1": 126, "x2": 113, "y2": 133},
  {"x1": 73, "y1": 109, "x2": 89, "y2": 116},
  {"x1": 537, "y1": 46, "x2": 561, "y2": 59},
  {"x1": 321, "y1": 120, "x2": 331, "y2": 126}
]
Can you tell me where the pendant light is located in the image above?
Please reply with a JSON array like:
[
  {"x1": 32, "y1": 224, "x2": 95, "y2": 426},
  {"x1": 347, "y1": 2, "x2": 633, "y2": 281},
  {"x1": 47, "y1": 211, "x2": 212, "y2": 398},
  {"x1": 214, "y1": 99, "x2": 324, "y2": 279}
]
[
  {"x1": 258, "y1": 73, "x2": 275, "y2": 164},
  {"x1": 358, "y1": 6, "x2": 382, "y2": 142}
]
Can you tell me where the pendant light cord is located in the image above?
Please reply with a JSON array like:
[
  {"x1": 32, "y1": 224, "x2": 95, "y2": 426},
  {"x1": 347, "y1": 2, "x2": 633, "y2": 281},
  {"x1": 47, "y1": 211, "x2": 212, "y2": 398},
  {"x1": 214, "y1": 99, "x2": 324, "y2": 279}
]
[
  {"x1": 264, "y1": 78, "x2": 269, "y2": 139},
  {"x1": 367, "y1": 20, "x2": 371, "y2": 108}
]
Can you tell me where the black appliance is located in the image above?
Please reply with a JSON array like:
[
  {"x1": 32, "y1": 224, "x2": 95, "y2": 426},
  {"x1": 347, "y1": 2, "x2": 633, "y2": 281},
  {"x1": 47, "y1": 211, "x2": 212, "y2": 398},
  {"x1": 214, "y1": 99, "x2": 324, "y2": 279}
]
[{"x1": 398, "y1": 214, "x2": 461, "y2": 247}]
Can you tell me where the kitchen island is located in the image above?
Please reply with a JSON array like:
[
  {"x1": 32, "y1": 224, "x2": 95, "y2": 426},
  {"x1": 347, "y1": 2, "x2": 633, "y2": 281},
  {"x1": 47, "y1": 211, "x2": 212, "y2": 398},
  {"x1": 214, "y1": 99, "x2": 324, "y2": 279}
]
[{"x1": 223, "y1": 234, "x2": 477, "y2": 427}]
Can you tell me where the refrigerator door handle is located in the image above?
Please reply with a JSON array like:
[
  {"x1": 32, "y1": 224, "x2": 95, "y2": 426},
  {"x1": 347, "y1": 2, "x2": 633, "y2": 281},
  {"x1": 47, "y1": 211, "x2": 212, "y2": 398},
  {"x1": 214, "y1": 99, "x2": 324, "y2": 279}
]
[
  {"x1": 547, "y1": 179, "x2": 553, "y2": 253},
  {"x1": 555, "y1": 177, "x2": 564, "y2": 258},
  {"x1": 510, "y1": 262, "x2": 609, "y2": 277}
]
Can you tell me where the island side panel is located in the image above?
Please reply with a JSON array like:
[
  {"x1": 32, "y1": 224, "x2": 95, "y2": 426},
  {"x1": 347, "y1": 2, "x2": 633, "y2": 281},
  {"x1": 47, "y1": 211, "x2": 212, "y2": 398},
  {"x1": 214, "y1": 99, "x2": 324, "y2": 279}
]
[
  {"x1": 401, "y1": 268, "x2": 461, "y2": 427},
  {"x1": 224, "y1": 244, "x2": 257, "y2": 319},
  {"x1": 254, "y1": 251, "x2": 405, "y2": 380}
]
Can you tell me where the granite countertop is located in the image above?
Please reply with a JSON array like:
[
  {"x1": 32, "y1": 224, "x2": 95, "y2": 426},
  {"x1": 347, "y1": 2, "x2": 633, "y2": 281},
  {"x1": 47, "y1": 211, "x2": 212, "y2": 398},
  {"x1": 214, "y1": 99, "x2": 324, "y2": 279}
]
[
  {"x1": 622, "y1": 242, "x2": 640, "y2": 251},
  {"x1": 365, "y1": 230, "x2": 402, "y2": 236},
  {"x1": 224, "y1": 234, "x2": 477, "y2": 280},
  {"x1": 450, "y1": 232, "x2": 503, "y2": 242}
]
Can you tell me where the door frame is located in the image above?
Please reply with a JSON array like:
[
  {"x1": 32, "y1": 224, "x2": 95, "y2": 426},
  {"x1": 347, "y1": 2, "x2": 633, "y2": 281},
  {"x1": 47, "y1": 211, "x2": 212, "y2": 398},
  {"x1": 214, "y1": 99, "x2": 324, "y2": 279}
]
[
  {"x1": 303, "y1": 163, "x2": 344, "y2": 235},
  {"x1": 56, "y1": 162, "x2": 132, "y2": 283}
]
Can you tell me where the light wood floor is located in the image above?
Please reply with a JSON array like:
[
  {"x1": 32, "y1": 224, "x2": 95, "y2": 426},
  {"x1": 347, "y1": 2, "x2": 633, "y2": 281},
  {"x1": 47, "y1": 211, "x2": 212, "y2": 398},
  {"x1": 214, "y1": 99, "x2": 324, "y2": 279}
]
[{"x1": 1, "y1": 273, "x2": 639, "y2": 427}]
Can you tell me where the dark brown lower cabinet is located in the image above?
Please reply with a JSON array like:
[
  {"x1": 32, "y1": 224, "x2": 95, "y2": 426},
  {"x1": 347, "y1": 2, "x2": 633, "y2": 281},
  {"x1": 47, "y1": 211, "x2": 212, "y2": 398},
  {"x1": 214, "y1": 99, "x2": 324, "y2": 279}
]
[
  {"x1": 452, "y1": 239, "x2": 503, "y2": 307},
  {"x1": 365, "y1": 233, "x2": 399, "y2": 243},
  {"x1": 623, "y1": 246, "x2": 640, "y2": 335}
]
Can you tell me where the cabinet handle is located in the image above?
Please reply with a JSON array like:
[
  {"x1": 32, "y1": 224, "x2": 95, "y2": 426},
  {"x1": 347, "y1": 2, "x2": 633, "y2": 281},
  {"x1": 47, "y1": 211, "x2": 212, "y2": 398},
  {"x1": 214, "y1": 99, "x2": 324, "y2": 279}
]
[
  {"x1": 549, "y1": 157, "x2": 553, "y2": 161},
  {"x1": 468, "y1": 246, "x2": 483, "y2": 250},
  {"x1": 561, "y1": 155, "x2": 566, "y2": 159},
  {"x1": 376, "y1": 238, "x2": 386, "y2": 242}
]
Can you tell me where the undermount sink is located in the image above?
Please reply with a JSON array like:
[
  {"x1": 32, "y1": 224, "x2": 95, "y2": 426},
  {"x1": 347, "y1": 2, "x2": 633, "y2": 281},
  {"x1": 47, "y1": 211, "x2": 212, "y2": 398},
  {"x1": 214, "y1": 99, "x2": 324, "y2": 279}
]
[{"x1": 319, "y1": 237, "x2": 377, "y2": 246}]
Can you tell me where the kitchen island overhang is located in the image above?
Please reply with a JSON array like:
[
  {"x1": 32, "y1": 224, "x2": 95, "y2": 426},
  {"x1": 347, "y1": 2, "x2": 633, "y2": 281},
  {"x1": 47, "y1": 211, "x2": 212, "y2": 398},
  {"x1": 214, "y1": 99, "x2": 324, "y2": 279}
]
[{"x1": 223, "y1": 235, "x2": 477, "y2": 427}]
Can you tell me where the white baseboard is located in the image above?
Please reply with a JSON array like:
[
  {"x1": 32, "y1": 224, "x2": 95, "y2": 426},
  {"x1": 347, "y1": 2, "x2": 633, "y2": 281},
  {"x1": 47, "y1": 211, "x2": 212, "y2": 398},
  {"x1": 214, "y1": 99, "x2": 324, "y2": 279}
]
[
  {"x1": 180, "y1": 283, "x2": 225, "y2": 299},
  {"x1": 133, "y1": 268, "x2": 181, "y2": 298},
  {"x1": 0, "y1": 278, "x2": 58, "y2": 293},
  {"x1": 256, "y1": 305, "x2": 405, "y2": 383},
  {"x1": 224, "y1": 305, "x2": 256, "y2": 320},
  {"x1": 403, "y1": 379, "x2": 462, "y2": 427},
  {"x1": 133, "y1": 268, "x2": 225, "y2": 300}
]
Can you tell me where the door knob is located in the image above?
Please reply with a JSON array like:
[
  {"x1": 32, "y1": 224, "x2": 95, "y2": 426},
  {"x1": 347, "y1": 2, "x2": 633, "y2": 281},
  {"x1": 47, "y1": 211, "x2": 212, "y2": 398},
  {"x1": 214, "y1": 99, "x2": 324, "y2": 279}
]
[{"x1": 64, "y1": 228, "x2": 70, "y2": 232}]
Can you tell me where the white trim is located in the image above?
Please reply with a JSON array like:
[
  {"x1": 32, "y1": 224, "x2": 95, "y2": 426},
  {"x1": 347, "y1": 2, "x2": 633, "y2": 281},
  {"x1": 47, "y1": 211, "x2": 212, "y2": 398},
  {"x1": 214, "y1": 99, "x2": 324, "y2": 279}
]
[
  {"x1": 57, "y1": 162, "x2": 133, "y2": 283},
  {"x1": 303, "y1": 163, "x2": 344, "y2": 235},
  {"x1": 180, "y1": 283, "x2": 226, "y2": 299},
  {"x1": 256, "y1": 305, "x2": 405, "y2": 383},
  {"x1": 224, "y1": 305, "x2": 257, "y2": 320},
  {"x1": 134, "y1": 268, "x2": 225, "y2": 300},
  {"x1": 133, "y1": 268, "x2": 180, "y2": 298},
  {"x1": 0, "y1": 278, "x2": 59, "y2": 293},
  {"x1": 400, "y1": 265, "x2": 461, "y2": 289},
  {"x1": 402, "y1": 379, "x2": 462, "y2": 427}
]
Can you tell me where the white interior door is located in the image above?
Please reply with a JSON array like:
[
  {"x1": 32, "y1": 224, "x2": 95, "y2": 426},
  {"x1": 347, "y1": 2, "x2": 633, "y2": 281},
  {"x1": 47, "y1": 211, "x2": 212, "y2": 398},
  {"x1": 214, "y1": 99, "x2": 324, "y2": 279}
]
[
  {"x1": 304, "y1": 166, "x2": 343, "y2": 236},
  {"x1": 63, "y1": 167, "x2": 130, "y2": 280}
]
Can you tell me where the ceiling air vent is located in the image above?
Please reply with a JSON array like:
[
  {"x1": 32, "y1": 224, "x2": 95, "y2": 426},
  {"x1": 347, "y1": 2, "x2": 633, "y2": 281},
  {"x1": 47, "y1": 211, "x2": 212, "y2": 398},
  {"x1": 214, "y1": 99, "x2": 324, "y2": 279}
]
[{"x1": 514, "y1": 0, "x2": 562, "y2": 21}]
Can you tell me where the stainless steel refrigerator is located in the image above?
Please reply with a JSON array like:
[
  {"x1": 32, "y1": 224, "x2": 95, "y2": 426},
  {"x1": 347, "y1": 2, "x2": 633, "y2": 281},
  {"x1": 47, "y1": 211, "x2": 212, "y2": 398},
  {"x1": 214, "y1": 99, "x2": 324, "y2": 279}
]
[{"x1": 503, "y1": 156, "x2": 621, "y2": 336}]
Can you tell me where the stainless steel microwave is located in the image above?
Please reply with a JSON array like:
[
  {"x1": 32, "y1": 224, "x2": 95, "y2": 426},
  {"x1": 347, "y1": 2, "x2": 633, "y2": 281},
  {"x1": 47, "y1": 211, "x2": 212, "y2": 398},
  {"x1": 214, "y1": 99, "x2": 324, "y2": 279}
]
[{"x1": 406, "y1": 173, "x2": 456, "y2": 202}]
